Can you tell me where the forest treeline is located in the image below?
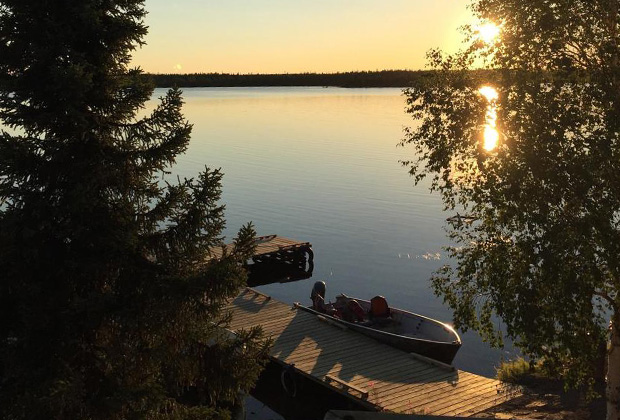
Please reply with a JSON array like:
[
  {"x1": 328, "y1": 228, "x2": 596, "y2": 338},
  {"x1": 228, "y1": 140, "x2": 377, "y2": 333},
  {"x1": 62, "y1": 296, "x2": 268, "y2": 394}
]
[{"x1": 149, "y1": 70, "x2": 436, "y2": 88}]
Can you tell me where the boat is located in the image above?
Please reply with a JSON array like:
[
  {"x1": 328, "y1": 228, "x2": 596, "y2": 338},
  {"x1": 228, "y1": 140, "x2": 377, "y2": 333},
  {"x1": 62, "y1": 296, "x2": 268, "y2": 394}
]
[{"x1": 296, "y1": 282, "x2": 462, "y2": 365}]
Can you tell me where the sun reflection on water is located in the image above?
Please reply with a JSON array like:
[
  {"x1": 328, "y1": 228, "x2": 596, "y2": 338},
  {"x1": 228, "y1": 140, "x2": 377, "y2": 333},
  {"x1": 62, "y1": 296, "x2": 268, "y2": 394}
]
[
  {"x1": 479, "y1": 86, "x2": 498, "y2": 102},
  {"x1": 478, "y1": 85, "x2": 499, "y2": 152}
]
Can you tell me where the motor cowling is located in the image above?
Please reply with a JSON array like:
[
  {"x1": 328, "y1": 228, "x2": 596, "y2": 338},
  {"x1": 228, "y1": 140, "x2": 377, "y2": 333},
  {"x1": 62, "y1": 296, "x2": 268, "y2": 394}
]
[{"x1": 310, "y1": 280, "x2": 326, "y2": 300}]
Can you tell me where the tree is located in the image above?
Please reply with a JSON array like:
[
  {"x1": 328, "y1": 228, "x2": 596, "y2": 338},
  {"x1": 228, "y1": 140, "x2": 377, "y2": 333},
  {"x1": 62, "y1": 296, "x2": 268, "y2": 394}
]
[
  {"x1": 401, "y1": 1, "x2": 620, "y2": 419},
  {"x1": 0, "y1": 1, "x2": 268, "y2": 418}
]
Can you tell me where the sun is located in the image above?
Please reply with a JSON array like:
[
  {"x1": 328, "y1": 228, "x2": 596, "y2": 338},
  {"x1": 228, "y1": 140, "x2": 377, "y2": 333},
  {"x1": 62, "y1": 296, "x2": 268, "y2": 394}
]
[{"x1": 477, "y1": 22, "x2": 500, "y2": 44}]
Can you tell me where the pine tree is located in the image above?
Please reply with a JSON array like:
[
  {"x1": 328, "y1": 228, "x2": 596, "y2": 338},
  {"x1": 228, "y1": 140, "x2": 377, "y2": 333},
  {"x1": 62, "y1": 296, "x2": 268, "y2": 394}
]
[{"x1": 0, "y1": 1, "x2": 268, "y2": 418}]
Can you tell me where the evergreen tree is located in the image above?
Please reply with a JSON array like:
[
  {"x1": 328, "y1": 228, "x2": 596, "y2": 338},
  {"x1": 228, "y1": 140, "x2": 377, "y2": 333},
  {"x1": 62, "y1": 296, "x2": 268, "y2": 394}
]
[
  {"x1": 402, "y1": 1, "x2": 620, "y2": 418},
  {"x1": 0, "y1": 1, "x2": 268, "y2": 418}
]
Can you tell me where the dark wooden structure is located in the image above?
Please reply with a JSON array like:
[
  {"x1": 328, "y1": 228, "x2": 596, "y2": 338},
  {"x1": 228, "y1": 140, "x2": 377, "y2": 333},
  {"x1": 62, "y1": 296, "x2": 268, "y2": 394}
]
[
  {"x1": 209, "y1": 235, "x2": 313, "y2": 263},
  {"x1": 209, "y1": 235, "x2": 314, "y2": 286}
]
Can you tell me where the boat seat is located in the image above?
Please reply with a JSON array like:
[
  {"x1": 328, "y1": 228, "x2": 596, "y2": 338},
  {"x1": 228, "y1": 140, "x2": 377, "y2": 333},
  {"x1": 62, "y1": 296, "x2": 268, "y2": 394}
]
[
  {"x1": 369, "y1": 295, "x2": 391, "y2": 318},
  {"x1": 342, "y1": 299, "x2": 365, "y2": 322}
]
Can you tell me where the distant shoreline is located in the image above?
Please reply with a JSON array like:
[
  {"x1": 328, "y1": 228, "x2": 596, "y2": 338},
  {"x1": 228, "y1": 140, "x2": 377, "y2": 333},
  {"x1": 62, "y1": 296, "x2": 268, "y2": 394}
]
[{"x1": 148, "y1": 70, "x2": 434, "y2": 88}]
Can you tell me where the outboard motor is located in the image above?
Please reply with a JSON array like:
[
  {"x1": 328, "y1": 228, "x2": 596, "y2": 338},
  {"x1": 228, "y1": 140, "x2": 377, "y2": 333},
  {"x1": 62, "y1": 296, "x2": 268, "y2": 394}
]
[{"x1": 310, "y1": 280, "x2": 326, "y2": 301}]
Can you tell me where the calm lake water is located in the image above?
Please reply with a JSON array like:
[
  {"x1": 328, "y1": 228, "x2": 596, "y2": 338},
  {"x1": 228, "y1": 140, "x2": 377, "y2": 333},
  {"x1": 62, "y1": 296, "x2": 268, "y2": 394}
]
[{"x1": 154, "y1": 86, "x2": 516, "y2": 378}]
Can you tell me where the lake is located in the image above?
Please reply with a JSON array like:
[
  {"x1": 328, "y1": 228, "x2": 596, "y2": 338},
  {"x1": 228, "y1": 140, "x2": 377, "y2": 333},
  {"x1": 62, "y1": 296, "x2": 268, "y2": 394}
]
[{"x1": 156, "y1": 86, "x2": 517, "y2": 377}]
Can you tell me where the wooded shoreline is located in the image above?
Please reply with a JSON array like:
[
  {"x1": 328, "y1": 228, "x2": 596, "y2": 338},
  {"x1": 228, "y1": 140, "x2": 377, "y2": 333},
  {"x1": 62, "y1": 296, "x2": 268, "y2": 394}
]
[{"x1": 149, "y1": 70, "x2": 434, "y2": 88}]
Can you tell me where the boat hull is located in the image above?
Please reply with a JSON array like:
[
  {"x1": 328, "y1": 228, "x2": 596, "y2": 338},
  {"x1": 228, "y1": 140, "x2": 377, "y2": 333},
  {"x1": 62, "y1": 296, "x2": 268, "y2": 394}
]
[
  {"x1": 342, "y1": 319, "x2": 461, "y2": 364},
  {"x1": 297, "y1": 301, "x2": 461, "y2": 365}
]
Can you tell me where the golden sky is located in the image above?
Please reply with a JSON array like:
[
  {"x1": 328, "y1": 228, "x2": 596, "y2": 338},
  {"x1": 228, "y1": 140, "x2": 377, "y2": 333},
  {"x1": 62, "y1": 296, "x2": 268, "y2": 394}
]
[{"x1": 132, "y1": 0, "x2": 472, "y2": 74}]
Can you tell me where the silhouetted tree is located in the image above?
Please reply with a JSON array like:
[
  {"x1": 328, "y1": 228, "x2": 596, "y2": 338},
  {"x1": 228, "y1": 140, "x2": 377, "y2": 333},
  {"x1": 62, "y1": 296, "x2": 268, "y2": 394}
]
[
  {"x1": 402, "y1": 1, "x2": 620, "y2": 418},
  {"x1": 0, "y1": 1, "x2": 268, "y2": 418}
]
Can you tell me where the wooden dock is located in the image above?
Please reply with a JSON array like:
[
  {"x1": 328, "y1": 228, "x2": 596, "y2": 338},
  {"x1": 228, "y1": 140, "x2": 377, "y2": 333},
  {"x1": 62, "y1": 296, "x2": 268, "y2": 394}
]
[
  {"x1": 209, "y1": 235, "x2": 313, "y2": 264},
  {"x1": 227, "y1": 288, "x2": 522, "y2": 417}
]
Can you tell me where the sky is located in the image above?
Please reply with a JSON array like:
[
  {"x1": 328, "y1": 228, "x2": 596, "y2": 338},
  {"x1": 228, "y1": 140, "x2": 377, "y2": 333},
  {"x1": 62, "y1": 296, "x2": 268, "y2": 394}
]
[{"x1": 131, "y1": 0, "x2": 473, "y2": 74}]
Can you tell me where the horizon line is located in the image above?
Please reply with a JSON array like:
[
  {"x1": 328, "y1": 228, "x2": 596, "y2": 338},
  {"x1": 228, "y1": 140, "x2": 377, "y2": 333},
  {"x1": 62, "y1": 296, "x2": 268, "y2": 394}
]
[{"x1": 144, "y1": 69, "x2": 429, "y2": 76}]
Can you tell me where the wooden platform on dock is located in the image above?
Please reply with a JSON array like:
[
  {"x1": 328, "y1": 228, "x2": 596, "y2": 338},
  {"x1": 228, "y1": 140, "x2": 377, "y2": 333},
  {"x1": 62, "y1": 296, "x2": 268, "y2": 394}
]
[
  {"x1": 227, "y1": 288, "x2": 522, "y2": 417},
  {"x1": 209, "y1": 235, "x2": 312, "y2": 263}
]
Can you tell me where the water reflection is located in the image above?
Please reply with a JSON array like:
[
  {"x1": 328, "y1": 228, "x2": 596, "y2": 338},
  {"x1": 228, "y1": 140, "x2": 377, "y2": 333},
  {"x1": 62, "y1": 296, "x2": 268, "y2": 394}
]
[
  {"x1": 478, "y1": 85, "x2": 499, "y2": 151},
  {"x1": 478, "y1": 85, "x2": 498, "y2": 101}
]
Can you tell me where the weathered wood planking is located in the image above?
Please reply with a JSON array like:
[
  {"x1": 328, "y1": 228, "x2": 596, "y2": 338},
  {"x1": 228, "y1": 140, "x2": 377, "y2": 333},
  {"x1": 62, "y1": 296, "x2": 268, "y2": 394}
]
[
  {"x1": 208, "y1": 235, "x2": 312, "y2": 261},
  {"x1": 227, "y1": 288, "x2": 522, "y2": 417}
]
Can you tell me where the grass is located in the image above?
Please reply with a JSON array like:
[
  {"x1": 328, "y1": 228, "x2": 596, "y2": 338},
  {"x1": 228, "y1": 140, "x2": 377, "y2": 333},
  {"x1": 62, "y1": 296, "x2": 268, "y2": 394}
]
[
  {"x1": 496, "y1": 357, "x2": 532, "y2": 383},
  {"x1": 496, "y1": 357, "x2": 556, "y2": 384}
]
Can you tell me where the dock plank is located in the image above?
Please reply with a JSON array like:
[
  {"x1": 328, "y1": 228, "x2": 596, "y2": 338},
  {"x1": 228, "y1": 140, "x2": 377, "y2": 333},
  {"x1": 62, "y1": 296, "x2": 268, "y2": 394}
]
[
  {"x1": 274, "y1": 333, "x2": 353, "y2": 356},
  {"x1": 338, "y1": 354, "x2": 429, "y2": 381},
  {"x1": 293, "y1": 341, "x2": 382, "y2": 372},
  {"x1": 307, "y1": 345, "x2": 407, "y2": 374},
  {"x1": 274, "y1": 334, "x2": 351, "y2": 358},
  {"x1": 385, "y1": 376, "x2": 499, "y2": 412},
  {"x1": 228, "y1": 309, "x2": 293, "y2": 329},
  {"x1": 361, "y1": 373, "x2": 460, "y2": 409},
  {"x1": 351, "y1": 360, "x2": 455, "y2": 390},
  {"x1": 433, "y1": 385, "x2": 520, "y2": 417},
  {"x1": 377, "y1": 370, "x2": 476, "y2": 398},
  {"x1": 382, "y1": 373, "x2": 490, "y2": 406},
  {"x1": 228, "y1": 304, "x2": 292, "y2": 323}
]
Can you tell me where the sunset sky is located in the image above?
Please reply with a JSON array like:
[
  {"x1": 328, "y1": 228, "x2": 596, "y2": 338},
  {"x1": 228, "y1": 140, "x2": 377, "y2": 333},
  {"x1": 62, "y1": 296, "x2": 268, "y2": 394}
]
[{"x1": 132, "y1": 0, "x2": 472, "y2": 74}]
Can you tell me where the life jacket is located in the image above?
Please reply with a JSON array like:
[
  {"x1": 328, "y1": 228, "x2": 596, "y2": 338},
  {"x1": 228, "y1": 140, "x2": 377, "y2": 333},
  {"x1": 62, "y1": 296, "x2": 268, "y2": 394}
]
[
  {"x1": 370, "y1": 295, "x2": 390, "y2": 318},
  {"x1": 347, "y1": 299, "x2": 365, "y2": 322}
]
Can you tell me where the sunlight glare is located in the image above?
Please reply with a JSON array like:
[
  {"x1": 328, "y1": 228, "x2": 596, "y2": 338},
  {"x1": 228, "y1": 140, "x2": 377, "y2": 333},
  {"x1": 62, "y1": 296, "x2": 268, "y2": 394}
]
[
  {"x1": 483, "y1": 125, "x2": 499, "y2": 151},
  {"x1": 478, "y1": 85, "x2": 498, "y2": 101},
  {"x1": 477, "y1": 22, "x2": 500, "y2": 44},
  {"x1": 478, "y1": 86, "x2": 499, "y2": 152}
]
